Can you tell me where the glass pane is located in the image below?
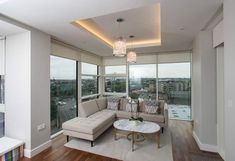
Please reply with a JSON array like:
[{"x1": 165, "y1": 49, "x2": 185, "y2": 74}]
[
  {"x1": 105, "y1": 65, "x2": 126, "y2": 75},
  {"x1": 82, "y1": 76, "x2": 98, "y2": 96},
  {"x1": 129, "y1": 64, "x2": 156, "y2": 99},
  {"x1": 0, "y1": 76, "x2": 4, "y2": 104},
  {"x1": 50, "y1": 56, "x2": 77, "y2": 135},
  {"x1": 105, "y1": 77, "x2": 126, "y2": 93},
  {"x1": 82, "y1": 62, "x2": 98, "y2": 75},
  {"x1": 0, "y1": 76, "x2": 4, "y2": 138},
  {"x1": 158, "y1": 62, "x2": 191, "y2": 120},
  {"x1": 0, "y1": 113, "x2": 4, "y2": 138}
]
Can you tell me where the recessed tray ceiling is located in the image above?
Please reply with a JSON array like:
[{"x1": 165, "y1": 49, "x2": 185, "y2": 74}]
[{"x1": 72, "y1": 4, "x2": 161, "y2": 49}]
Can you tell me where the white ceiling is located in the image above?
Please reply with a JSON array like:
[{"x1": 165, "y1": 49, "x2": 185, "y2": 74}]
[
  {"x1": 0, "y1": 0, "x2": 223, "y2": 56},
  {"x1": 88, "y1": 4, "x2": 161, "y2": 43}
]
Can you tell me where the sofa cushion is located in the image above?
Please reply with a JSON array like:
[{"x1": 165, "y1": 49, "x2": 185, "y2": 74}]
[
  {"x1": 120, "y1": 98, "x2": 128, "y2": 111},
  {"x1": 96, "y1": 97, "x2": 107, "y2": 110},
  {"x1": 144, "y1": 105, "x2": 158, "y2": 114},
  {"x1": 78, "y1": 100, "x2": 99, "y2": 117},
  {"x1": 140, "y1": 100, "x2": 162, "y2": 114},
  {"x1": 144, "y1": 100, "x2": 159, "y2": 114},
  {"x1": 125, "y1": 102, "x2": 138, "y2": 112},
  {"x1": 107, "y1": 97, "x2": 120, "y2": 110},
  {"x1": 63, "y1": 110, "x2": 116, "y2": 135},
  {"x1": 139, "y1": 113, "x2": 165, "y2": 123},
  {"x1": 116, "y1": 110, "x2": 132, "y2": 119}
]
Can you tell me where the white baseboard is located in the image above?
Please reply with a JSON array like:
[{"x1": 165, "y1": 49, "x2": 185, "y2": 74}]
[
  {"x1": 24, "y1": 140, "x2": 52, "y2": 158},
  {"x1": 218, "y1": 150, "x2": 225, "y2": 160},
  {"x1": 193, "y1": 131, "x2": 218, "y2": 152}
]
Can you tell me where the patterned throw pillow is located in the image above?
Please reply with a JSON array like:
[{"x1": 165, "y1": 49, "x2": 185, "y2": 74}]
[
  {"x1": 107, "y1": 97, "x2": 120, "y2": 110},
  {"x1": 144, "y1": 100, "x2": 159, "y2": 114},
  {"x1": 125, "y1": 103, "x2": 138, "y2": 112}
]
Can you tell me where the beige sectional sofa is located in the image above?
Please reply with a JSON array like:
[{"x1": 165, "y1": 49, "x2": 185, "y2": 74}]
[{"x1": 62, "y1": 97, "x2": 168, "y2": 147}]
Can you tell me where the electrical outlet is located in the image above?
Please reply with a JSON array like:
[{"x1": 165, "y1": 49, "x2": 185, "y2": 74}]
[
  {"x1": 37, "y1": 123, "x2": 46, "y2": 131},
  {"x1": 41, "y1": 123, "x2": 46, "y2": 129}
]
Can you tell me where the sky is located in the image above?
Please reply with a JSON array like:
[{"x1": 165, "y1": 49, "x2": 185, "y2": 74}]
[
  {"x1": 50, "y1": 56, "x2": 76, "y2": 80},
  {"x1": 50, "y1": 56, "x2": 191, "y2": 79}
]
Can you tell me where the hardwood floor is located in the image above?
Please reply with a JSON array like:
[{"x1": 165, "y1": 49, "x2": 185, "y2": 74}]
[
  {"x1": 19, "y1": 120, "x2": 223, "y2": 161},
  {"x1": 20, "y1": 134, "x2": 120, "y2": 161},
  {"x1": 170, "y1": 120, "x2": 223, "y2": 161}
]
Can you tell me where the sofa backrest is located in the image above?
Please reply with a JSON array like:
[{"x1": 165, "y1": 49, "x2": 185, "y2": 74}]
[
  {"x1": 78, "y1": 100, "x2": 99, "y2": 117},
  {"x1": 96, "y1": 97, "x2": 107, "y2": 110}
]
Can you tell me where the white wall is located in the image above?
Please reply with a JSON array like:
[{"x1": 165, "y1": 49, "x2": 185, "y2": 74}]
[
  {"x1": 192, "y1": 30, "x2": 217, "y2": 151},
  {"x1": 5, "y1": 31, "x2": 32, "y2": 149},
  {"x1": 192, "y1": 34, "x2": 202, "y2": 138},
  {"x1": 224, "y1": 0, "x2": 235, "y2": 160},
  {"x1": 213, "y1": 20, "x2": 224, "y2": 47},
  {"x1": 30, "y1": 30, "x2": 51, "y2": 151},
  {"x1": 2, "y1": 15, "x2": 51, "y2": 158},
  {"x1": 216, "y1": 46, "x2": 225, "y2": 159}
]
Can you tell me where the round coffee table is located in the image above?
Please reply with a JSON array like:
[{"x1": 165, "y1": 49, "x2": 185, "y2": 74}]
[{"x1": 113, "y1": 119, "x2": 161, "y2": 151}]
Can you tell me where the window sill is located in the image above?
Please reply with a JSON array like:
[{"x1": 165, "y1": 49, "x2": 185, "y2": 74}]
[
  {"x1": 81, "y1": 94, "x2": 100, "y2": 100},
  {"x1": 104, "y1": 92, "x2": 127, "y2": 96},
  {"x1": 0, "y1": 137, "x2": 24, "y2": 156}
]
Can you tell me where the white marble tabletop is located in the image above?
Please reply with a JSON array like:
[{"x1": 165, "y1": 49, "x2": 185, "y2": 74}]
[{"x1": 113, "y1": 119, "x2": 160, "y2": 134}]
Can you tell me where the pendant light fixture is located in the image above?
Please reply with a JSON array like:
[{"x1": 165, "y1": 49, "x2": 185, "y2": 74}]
[
  {"x1": 127, "y1": 35, "x2": 137, "y2": 63},
  {"x1": 113, "y1": 18, "x2": 126, "y2": 57}
]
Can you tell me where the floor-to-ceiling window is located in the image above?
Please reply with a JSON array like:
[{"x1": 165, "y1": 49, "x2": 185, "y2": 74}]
[
  {"x1": 0, "y1": 76, "x2": 4, "y2": 138},
  {"x1": 50, "y1": 56, "x2": 77, "y2": 135},
  {"x1": 158, "y1": 62, "x2": 191, "y2": 120},
  {"x1": 0, "y1": 112, "x2": 4, "y2": 138},
  {"x1": 81, "y1": 62, "x2": 99, "y2": 102},
  {"x1": 129, "y1": 64, "x2": 156, "y2": 100},
  {"x1": 0, "y1": 38, "x2": 5, "y2": 138}
]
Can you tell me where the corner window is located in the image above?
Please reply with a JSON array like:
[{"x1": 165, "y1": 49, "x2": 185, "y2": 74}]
[{"x1": 0, "y1": 75, "x2": 5, "y2": 138}]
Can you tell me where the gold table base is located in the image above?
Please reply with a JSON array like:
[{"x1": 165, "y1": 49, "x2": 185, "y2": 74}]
[{"x1": 114, "y1": 129, "x2": 160, "y2": 152}]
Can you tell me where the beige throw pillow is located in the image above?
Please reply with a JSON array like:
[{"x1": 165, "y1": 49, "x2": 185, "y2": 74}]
[
  {"x1": 125, "y1": 103, "x2": 138, "y2": 112},
  {"x1": 144, "y1": 100, "x2": 159, "y2": 114},
  {"x1": 145, "y1": 105, "x2": 158, "y2": 114},
  {"x1": 107, "y1": 101, "x2": 119, "y2": 110},
  {"x1": 107, "y1": 97, "x2": 120, "y2": 110}
]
